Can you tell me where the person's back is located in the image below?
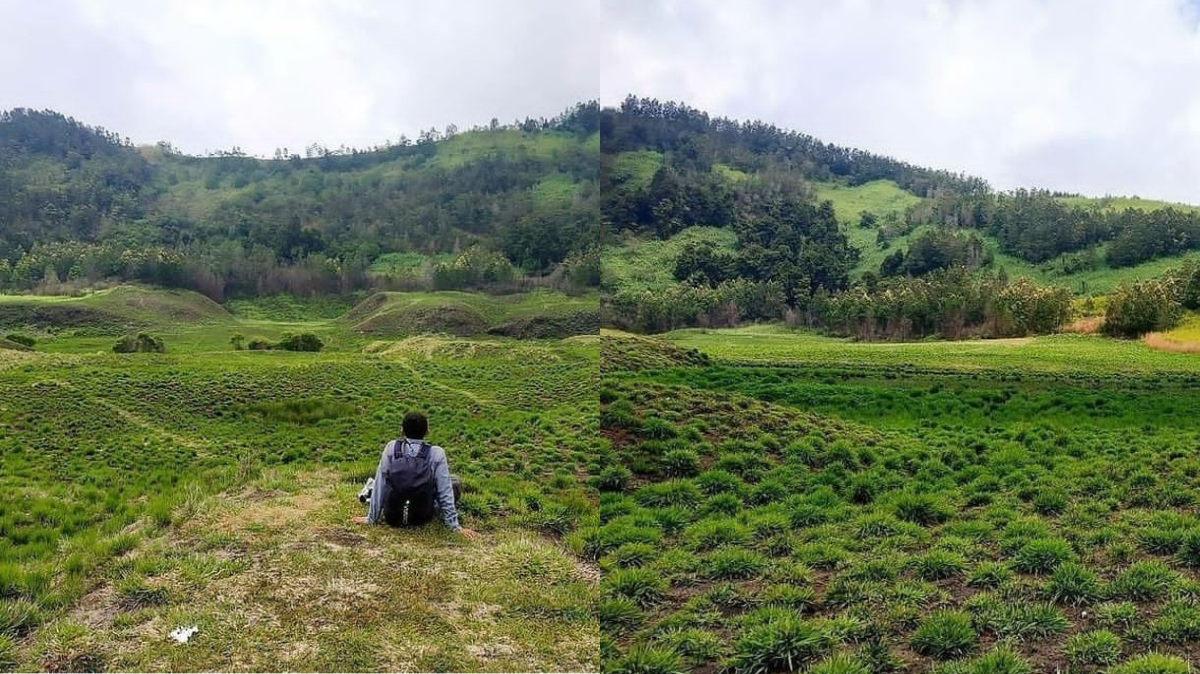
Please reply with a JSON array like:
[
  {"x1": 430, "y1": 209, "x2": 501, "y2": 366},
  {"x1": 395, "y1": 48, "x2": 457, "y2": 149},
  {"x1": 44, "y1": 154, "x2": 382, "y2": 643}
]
[{"x1": 352, "y1": 411, "x2": 477, "y2": 539}]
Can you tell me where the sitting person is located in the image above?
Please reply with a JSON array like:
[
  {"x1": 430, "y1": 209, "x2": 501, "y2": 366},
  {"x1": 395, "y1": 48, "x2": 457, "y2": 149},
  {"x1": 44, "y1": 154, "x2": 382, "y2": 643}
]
[{"x1": 352, "y1": 411, "x2": 477, "y2": 539}]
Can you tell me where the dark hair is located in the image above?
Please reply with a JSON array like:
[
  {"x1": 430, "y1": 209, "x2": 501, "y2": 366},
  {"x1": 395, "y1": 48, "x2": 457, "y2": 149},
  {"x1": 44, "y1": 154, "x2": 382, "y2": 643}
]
[{"x1": 402, "y1": 411, "x2": 428, "y2": 439}]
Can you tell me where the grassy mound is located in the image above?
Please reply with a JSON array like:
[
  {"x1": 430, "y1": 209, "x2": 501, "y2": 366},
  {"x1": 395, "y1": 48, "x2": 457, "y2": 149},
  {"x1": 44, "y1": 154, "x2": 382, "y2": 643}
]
[
  {"x1": 488, "y1": 309, "x2": 602, "y2": 339},
  {"x1": 344, "y1": 290, "x2": 600, "y2": 338},
  {"x1": 600, "y1": 330, "x2": 711, "y2": 372},
  {"x1": 0, "y1": 286, "x2": 233, "y2": 335},
  {"x1": 0, "y1": 337, "x2": 31, "y2": 351},
  {"x1": 353, "y1": 303, "x2": 492, "y2": 336}
]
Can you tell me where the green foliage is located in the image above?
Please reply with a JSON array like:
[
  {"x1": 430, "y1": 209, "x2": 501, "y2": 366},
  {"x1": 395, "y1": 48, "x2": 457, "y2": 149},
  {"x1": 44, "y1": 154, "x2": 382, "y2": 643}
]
[
  {"x1": 274, "y1": 332, "x2": 324, "y2": 352},
  {"x1": 1107, "y1": 653, "x2": 1192, "y2": 674},
  {"x1": 112, "y1": 331, "x2": 165, "y2": 353},
  {"x1": 607, "y1": 645, "x2": 687, "y2": 674},
  {"x1": 911, "y1": 611, "x2": 977, "y2": 659},
  {"x1": 729, "y1": 615, "x2": 833, "y2": 674},
  {"x1": 606, "y1": 568, "x2": 667, "y2": 607},
  {"x1": 1011, "y1": 538, "x2": 1076, "y2": 574},
  {"x1": 4, "y1": 333, "x2": 34, "y2": 348},
  {"x1": 1064, "y1": 630, "x2": 1122, "y2": 667},
  {"x1": 1103, "y1": 278, "x2": 1182, "y2": 337}
]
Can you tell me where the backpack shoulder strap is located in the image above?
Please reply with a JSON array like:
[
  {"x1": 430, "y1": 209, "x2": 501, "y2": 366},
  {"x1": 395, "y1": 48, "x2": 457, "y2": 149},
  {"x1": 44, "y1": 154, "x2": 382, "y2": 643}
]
[
  {"x1": 391, "y1": 439, "x2": 405, "y2": 460},
  {"x1": 418, "y1": 441, "x2": 431, "y2": 459}
]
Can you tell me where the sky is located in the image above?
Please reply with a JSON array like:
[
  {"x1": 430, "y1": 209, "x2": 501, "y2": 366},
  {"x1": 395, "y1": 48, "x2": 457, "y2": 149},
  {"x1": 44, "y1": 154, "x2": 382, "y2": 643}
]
[{"x1": 2, "y1": 0, "x2": 1200, "y2": 202}]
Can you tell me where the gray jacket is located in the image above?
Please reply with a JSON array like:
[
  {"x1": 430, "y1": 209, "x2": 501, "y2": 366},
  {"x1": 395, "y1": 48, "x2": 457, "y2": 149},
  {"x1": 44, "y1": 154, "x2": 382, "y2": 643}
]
[{"x1": 366, "y1": 439, "x2": 461, "y2": 530}]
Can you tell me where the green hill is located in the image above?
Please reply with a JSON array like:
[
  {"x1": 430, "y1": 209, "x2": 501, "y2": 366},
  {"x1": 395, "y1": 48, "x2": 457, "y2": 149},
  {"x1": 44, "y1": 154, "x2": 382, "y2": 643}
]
[
  {"x1": 0, "y1": 285, "x2": 234, "y2": 335},
  {"x1": 342, "y1": 290, "x2": 601, "y2": 339}
]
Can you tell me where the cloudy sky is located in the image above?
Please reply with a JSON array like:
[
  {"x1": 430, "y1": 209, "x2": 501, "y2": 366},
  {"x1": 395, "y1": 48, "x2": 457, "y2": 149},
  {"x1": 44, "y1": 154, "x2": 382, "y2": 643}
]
[{"x1": 2, "y1": 0, "x2": 1200, "y2": 202}]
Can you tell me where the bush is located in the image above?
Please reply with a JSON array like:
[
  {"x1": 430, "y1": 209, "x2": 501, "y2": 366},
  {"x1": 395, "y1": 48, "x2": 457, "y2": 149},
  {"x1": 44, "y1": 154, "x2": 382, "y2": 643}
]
[
  {"x1": 911, "y1": 611, "x2": 977, "y2": 659},
  {"x1": 5, "y1": 333, "x2": 35, "y2": 348},
  {"x1": 247, "y1": 337, "x2": 273, "y2": 350},
  {"x1": 729, "y1": 615, "x2": 833, "y2": 674},
  {"x1": 275, "y1": 332, "x2": 324, "y2": 352},
  {"x1": 112, "y1": 332, "x2": 165, "y2": 353},
  {"x1": 1103, "y1": 279, "x2": 1182, "y2": 338}
]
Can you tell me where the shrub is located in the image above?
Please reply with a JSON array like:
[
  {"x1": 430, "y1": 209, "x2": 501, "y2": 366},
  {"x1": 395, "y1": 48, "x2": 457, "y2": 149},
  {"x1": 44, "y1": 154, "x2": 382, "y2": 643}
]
[
  {"x1": 1011, "y1": 538, "x2": 1075, "y2": 574},
  {"x1": 275, "y1": 332, "x2": 324, "y2": 352},
  {"x1": 112, "y1": 332, "x2": 165, "y2": 353},
  {"x1": 1107, "y1": 653, "x2": 1191, "y2": 674},
  {"x1": 911, "y1": 611, "x2": 977, "y2": 659},
  {"x1": 607, "y1": 568, "x2": 667, "y2": 607},
  {"x1": 729, "y1": 615, "x2": 833, "y2": 674},
  {"x1": 1064, "y1": 630, "x2": 1121, "y2": 667},
  {"x1": 229, "y1": 333, "x2": 245, "y2": 350},
  {"x1": 247, "y1": 337, "x2": 273, "y2": 350},
  {"x1": 608, "y1": 644, "x2": 687, "y2": 674},
  {"x1": 5, "y1": 333, "x2": 35, "y2": 348}
]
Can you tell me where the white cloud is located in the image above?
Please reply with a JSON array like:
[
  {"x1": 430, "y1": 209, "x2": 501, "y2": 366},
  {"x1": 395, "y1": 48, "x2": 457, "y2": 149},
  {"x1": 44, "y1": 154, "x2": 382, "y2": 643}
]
[{"x1": 1, "y1": 0, "x2": 1199, "y2": 201}]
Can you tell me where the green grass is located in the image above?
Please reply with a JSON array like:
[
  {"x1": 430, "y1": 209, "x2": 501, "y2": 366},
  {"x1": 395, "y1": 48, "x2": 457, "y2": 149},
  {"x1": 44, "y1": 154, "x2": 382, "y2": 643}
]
[
  {"x1": 597, "y1": 327, "x2": 1200, "y2": 670},
  {"x1": 430, "y1": 129, "x2": 579, "y2": 170},
  {"x1": 610, "y1": 151, "x2": 663, "y2": 191},
  {"x1": 601, "y1": 227, "x2": 737, "y2": 293},
  {"x1": 1058, "y1": 195, "x2": 1200, "y2": 214}
]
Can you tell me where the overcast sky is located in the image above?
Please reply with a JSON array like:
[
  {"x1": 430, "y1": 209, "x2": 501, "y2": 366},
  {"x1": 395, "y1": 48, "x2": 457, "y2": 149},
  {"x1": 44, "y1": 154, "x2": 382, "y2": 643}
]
[{"x1": 2, "y1": 0, "x2": 1200, "y2": 202}]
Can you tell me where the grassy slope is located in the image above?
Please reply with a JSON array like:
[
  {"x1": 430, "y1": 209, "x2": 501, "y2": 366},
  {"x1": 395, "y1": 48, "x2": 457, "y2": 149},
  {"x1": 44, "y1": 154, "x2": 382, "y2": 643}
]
[
  {"x1": 600, "y1": 329, "x2": 1200, "y2": 671},
  {"x1": 658, "y1": 324, "x2": 1200, "y2": 373},
  {"x1": 601, "y1": 227, "x2": 737, "y2": 293},
  {"x1": 1, "y1": 322, "x2": 603, "y2": 671}
]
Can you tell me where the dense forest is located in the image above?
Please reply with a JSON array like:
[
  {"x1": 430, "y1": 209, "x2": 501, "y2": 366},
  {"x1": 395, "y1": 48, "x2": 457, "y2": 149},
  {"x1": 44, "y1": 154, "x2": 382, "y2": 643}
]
[{"x1": 3, "y1": 98, "x2": 1199, "y2": 340}]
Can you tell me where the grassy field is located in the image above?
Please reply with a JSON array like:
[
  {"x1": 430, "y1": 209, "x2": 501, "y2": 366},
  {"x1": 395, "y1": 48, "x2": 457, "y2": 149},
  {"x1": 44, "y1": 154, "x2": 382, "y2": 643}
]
[
  {"x1": 12, "y1": 286, "x2": 1200, "y2": 672},
  {"x1": 599, "y1": 328, "x2": 1200, "y2": 673},
  {"x1": 0, "y1": 298, "x2": 604, "y2": 671}
]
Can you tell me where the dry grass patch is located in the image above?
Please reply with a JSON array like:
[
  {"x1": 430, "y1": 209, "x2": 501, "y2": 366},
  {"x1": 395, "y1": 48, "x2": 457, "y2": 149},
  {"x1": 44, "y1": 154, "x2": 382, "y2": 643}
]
[{"x1": 14, "y1": 469, "x2": 600, "y2": 672}]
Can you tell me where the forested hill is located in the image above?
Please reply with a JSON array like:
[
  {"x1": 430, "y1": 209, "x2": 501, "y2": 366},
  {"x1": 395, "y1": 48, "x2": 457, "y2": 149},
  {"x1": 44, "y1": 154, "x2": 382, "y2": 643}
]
[
  {"x1": 0, "y1": 105, "x2": 604, "y2": 298},
  {"x1": 4, "y1": 99, "x2": 1200, "y2": 306}
]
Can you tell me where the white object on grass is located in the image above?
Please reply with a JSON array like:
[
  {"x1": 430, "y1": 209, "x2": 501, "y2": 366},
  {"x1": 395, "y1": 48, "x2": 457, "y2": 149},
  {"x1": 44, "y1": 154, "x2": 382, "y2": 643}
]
[{"x1": 169, "y1": 626, "x2": 199, "y2": 643}]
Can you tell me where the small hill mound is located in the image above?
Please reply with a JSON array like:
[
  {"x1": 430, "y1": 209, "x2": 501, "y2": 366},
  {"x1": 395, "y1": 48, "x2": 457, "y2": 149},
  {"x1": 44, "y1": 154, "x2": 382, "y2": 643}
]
[
  {"x1": 0, "y1": 286, "x2": 233, "y2": 334},
  {"x1": 344, "y1": 291, "x2": 600, "y2": 339},
  {"x1": 487, "y1": 309, "x2": 601, "y2": 339},
  {"x1": 0, "y1": 337, "x2": 32, "y2": 351},
  {"x1": 352, "y1": 303, "x2": 491, "y2": 336},
  {"x1": 601, "y1": 330, "x2": 711, "y2": 372}
]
